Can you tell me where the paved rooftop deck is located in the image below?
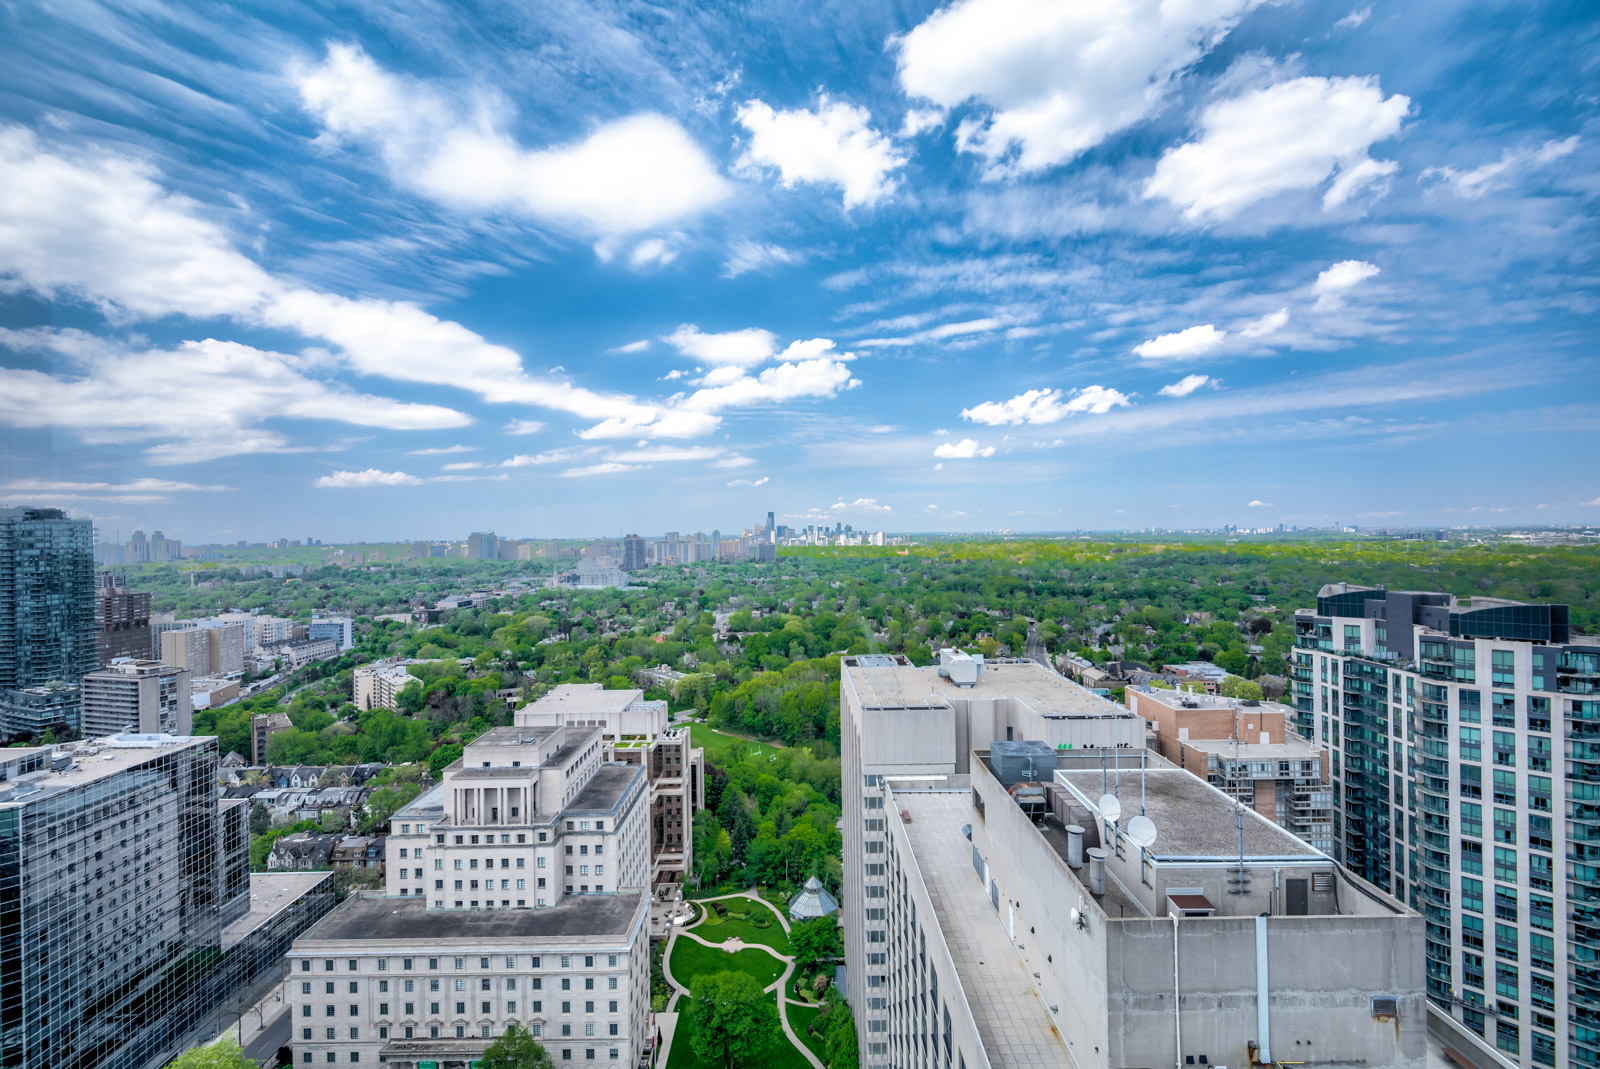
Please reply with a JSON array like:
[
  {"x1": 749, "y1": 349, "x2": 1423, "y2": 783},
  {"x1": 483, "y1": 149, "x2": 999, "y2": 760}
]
[
  {"x1": 300, "y1": 890, "x2": 644, "y2": 944},
  {"x1": 895, "y1": 789, "x2": 1072, "y2": 1069},
  {"x1": 222, "y1": 872, "x2": 331, "y2": 949},
  {"x1": 847, "y1": 658, "x2": 1129, "y2": 721}
]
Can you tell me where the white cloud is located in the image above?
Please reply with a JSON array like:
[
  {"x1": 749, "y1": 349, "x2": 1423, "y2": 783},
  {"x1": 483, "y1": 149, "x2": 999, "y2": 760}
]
[
  {"x1": 407, "y1": 444, "x2": 477, "y2": 455},
  {"x1": 901, "y1": 108, "x2": 946, "y2": 137},
  {"x1": 1248, "y1": 499, "x2": 1272, "y2": 507},
  {"x1": 1334, "y1": 6, "x2": 1372, "y2": 29},
  {"x1": 503, "y1": 419, "x2": 547, "y2": 436},
  {"x1": 661, "y1": 325, "x2": 778, "y2": 367},
  {"x1": 608, "y1": 340, "x2": 651, "y2": 354},
  {"x1": 1134, "y1": 324, "x2": 1227, "y2": 359},
  {"x1": 0, "y1": 127, "x2": 677, "y2": 443},
  {"x1": 627, "y1": 238, "x2": 678, "y2": 268},
  {"x1": 501, "y1": 449, "x2": 591, "y2": 467},
  {"x1": 721, "y1": 241, "x2": 805, "y2": 278},
  {"x1": 1423, "y1": 136, "x2": 1580, "y2": 199},
  {"x1": 3, "y1": 477, "x2": 231, "y2": 494},
  {"x1": 726, "y1": 476, "x2": 770, "y2": 487},
  {"x1": 314, "y1": 468, "x2": 423, "y2": 488},
  {"x1": 961, "y1": 385, "x2": 1131, "y2": 425},
  {"x1": 0, "y1": 329, "x2": 468, "y2": 464},
  {"x1": 896, "y1": 0, "x2": 1264, "y2": 176},
  {"x1": 1158, "y1": 374, "x2": 1212, "y2": 398},
  {"x1": 560, "y1": 462, "x2": 639, "y2": 478},
  {"x1": 712, "y1": 455, "x2": 757, "y2": 468},
  {"x1": 607, "y1": 445, "x2": 722, "y2": 464},
  {"x1": 440, "y1": 461, "x2": 485, "y2": 471},
  {"x1": 296, "y1": 44, "x2": 730, "y2": 235},
  {"x1": 1239, "y1": 308, "x2": 1290, "y2": 338},
  {"x1": 934, "y1": 438, "x2": 996, "y2": 459},
  {"x1": 1583, "y1": 495, "x2": 1600, "y2": 507},
  {"x1": 1313, "y1": 260, "x2": 1380, "y2": 310},
  {"x1": 1144, "y1": 76, "x2": 1410, "y2": 220},
  {"x1": 735, "y1": 96, "x2": 905, "y2": 208},
  {"x1": 669, "y1": 342, "x2": 859, "y2": 417}
]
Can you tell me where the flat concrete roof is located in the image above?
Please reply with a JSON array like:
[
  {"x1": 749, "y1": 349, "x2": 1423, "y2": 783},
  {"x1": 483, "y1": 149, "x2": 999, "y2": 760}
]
[
  {"x1": 845, "y1": 658, "x2": 1134, "y2": 720},
  {"x1": 471, "y1": 725, "x2": 561, "y2": 746},
  {"x1": 527, "y1": 684, "x2": 642, "y2": 715},
  {"x1": 1058, "y1": 768, "x2": 1321, "y2": 859},
  {"x1": 1183, "y1": 737, "x2": 1324, "y2": 761},
  {"x1": 568, "y1": 764, "x2": 642, "y2": 814},
  {"x1": 1131, "y1": 687, "x2": 1296, "y2": 718},
  {"x1": 894, "y1": 789, "x2": 1073, "y2": 1069},
  {"x1": 298, "y1": 891, "x2": 644, "y2": 945},
  {"x1": 222, "y1": 872, "x2": 332, "y2": 949}
]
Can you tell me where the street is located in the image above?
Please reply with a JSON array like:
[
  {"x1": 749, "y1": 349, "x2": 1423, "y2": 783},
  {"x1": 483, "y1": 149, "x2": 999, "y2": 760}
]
[
  {"x1": 243, "y1": 1006, "x2": 289, "y2": 1067},
  {"x1": 1024, "y1": 623, "x2": 1052, "y2": 669}
]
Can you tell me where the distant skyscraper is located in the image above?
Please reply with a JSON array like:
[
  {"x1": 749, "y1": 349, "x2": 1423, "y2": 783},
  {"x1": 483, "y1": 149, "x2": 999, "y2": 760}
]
[
  {"x1": 94, "y1": 573, "x2": 151, "y2": 665},
  {"x1": 466, "y1": 530, "x2": 498, "y2": 559},
  {"x1": 621, "y1": 533, "x2": 646, "y2": 571},
  {"x1": 0, "y1": 507, "x2": 96, "y2": 739},
  {"x1": 766, "y1": 510, "x2": 775, "y2": 541}
]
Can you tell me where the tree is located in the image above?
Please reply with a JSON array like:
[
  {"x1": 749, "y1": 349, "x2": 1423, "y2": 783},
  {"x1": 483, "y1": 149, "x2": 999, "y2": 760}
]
[
  {"x1": 1217, "y1": 675, "x2": 1265, "y2": 701},
  {"x1": 479, "y1": 1022, "x2": 554, "y2": 1069},
  {"x1": 429, "y1": 743, "x2": 464, "y2": 779},
  {"x1": 248, "y1": 802, "x2": 271, "y2": 837},
  {"x1": 790, "y1": 916, "x2": 843, "y2": 977},
  {"x1": 164, "y1": 1037, "x2": 256, "y2": 1068},
  {"x1": 687, "y1": 970, "x2": 778, "y2": 1069},
  {"x1": 820, "y1": 997, "x2": 859, "y2": 1069}
]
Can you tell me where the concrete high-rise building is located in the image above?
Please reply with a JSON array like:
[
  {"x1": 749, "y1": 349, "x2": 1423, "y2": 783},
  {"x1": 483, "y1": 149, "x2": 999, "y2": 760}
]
[
  {"x1": 467, "y1": 531, "x2": 498, "y2": 559},
  {"x1": 840, "y1": 650, "x2": 1148, "y2": 1061},
  {"x1": 518, "y1": 684, "x2": 704, "y2": 885},
  {"x1": 291, "y1": 724, "x2": 653, "y2": 1068},
  {"x1": 95, "y1": 573, "x2": 152, "y2": 665},
  {"x1": 1292, "y1": 584, "x2": 1600, "y2": 1066},
  {"x1": 0, "y1": 506, "x2": 96, "y2": 739},
  {"x1": 766, "y1": 511, "x2": 776, "y2": 541},
  {"x1": 620, "y1": 534, "x2": 646, "y2": 572},
  {"x1": 0, "y1": 733, "x2": 335, "y2": 1069},
  {"x1": 160, "y1": 620, "x2": 247, "y2": 676},
  {"x1": 838, "y1": 651, "x2": 1491, "y2": 1069},
  {"x1": 80, "y1": 658, "x2": 192, "y2": 737},
  {"x1": 1128, "y1": 687, "x2": 1333, "y2": 852}
]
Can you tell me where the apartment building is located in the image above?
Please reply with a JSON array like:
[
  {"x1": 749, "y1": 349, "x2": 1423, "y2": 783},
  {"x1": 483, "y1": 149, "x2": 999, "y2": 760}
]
[
  {"x1": 252, "y1": 711, "x2": 295, "y2": 765},
  {"x1": 355, "y1": 658, "x2": 424, "y2": 710},
  {"x1": 1128, "y1": 687, "x2": 1333, "y2": 852},
  {"x1": 1292, "y1": 584, "x2": 1599, "y2": 1066},
  {"x1": 160, "y1": 619, "x2": 248, "y2": 676},
  {"x1": 308, "y1": 614, "x2": 355, "y2": 651},
  {"x1": 0, "y1": 506, "x2": 96, "y2": 738},
  {"x1": 839, "y1": 651, "x2": 1148, "y2": 1064},
  {"x1": 517, "y1": 684, "x2": 703, "y2": 885},
  {"x1": 869, "y1": 754, "x2": 1432, "y2": 1069},
  {"x1": 291, "y1": 723, "x2": 652, "y2": 1068},
  {"x1": 0, "y1": 733, "x2": 334, "y2": 1069},
  {"x1": 80, "y1": 658, "x2": 193, "y2": 737},
  {"x1": 95, "y1": 573, "x2": 152, "y2": 665}
]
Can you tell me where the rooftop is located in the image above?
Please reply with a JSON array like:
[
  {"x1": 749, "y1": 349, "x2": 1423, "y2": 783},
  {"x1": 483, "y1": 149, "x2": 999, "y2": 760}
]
[
  {"x1": 843, "y1": 656, "x2": 1133, "y2": 720},
  {"x1": 568, "y1": 763, "x2": 643, "y2": 814},
  {"x1": 298, "y1": 890, "x2": 645, "y2": 945},
  {"x1": 0, "y1": 734, "x2": 210, "y2": 804},
  {"x1": 1183, "y1": 737, "x2": 1325, "y2": 761},
  {"x1": 1057, "y1": 768, "x2": 1322, "y2": 860},
  {"x1": 893, "y1": 789, "x2": 1072, "y2": 1069},
  {"x1": 394, "y1": 782, "x2": 446, "y2": 822},
  {"x1": 222, "y1": 872, "x2": 333, "y2": 950},
  {"x1": 1132, "y1": 687, "x2": 1295, "y2": 717},
  {"x1": 527, "y1": 683, "x2": 643, "y2": 715}
]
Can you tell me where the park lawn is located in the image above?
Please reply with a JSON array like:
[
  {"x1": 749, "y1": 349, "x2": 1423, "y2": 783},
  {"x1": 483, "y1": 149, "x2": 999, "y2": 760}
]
[
  {"x1": 666, "y1": 993, "x2": 813, "y2": 1069},
  {"x1": 668, "y1": 938, "x2": 787, "y2": 991},
  {"x1": 786, "y1": 1001, "x2": 829, "y2": 1064},
  {"x1": 688, "y1": 723, "x2": 785, "y2": 765},
  {"x1": 694, "y1": 900, "x2": 792, "y2": 954}
]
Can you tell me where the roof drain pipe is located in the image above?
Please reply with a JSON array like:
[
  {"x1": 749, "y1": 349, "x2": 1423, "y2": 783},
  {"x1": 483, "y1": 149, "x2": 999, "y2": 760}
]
[
  {"x1": 1255, "y1": 913, "x2": 1272, "y2": 1066},
  {"x1": 1172, "y1": 913, "x2": 1182, "y2": 1069}
]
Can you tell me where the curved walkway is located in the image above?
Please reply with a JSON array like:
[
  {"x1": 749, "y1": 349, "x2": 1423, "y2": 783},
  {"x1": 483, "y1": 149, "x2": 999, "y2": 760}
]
[{"x1": 656, "y1": 890, "x2": 824, "y2": 1069}]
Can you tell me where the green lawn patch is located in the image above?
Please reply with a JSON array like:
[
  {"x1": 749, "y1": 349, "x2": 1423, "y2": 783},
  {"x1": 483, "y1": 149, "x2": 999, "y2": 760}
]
[
  {"x1": 668, "y1": 938, "x2": 786, "y2": 991},
  {"x1": 692, "y1": 899, "x2": 791, "y2": 954},
  {"x1": 665, "y1": 992, "x2": 812, "y2": 1069},
  {"x1": 689, "y1": 723, "x2": 785, "y2": 765},
  {"x1": 786, "y1": 1002, "x2": 828, "y2": 1064}
]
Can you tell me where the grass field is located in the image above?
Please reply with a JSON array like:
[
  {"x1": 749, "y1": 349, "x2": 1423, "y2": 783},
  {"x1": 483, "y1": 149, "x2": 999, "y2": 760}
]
[
  {"x1": 665, "y1": 995, "x2": 814, "y2": 1069},
  {"x1": 693, "y1": 898, "x2": 791, "y2": 954},
  {"x1": 688, "y1": 722, "x2": 786, "y2": 764},
  {"x1": 668, "y1": 937, "x2": 787, "y2": 990},
  {"x1": 786, "y1": 1001, "x2": 829, "y2": 1063}
]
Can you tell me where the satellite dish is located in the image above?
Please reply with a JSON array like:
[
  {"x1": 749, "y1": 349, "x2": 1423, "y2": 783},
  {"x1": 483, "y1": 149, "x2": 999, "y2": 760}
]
[
  {"x1": 1098, "y1": 794, "x2": 1122, "y2": 823},
  {"x1": 1125, "y1": 815, "x2": 1159, "y2": 849}
]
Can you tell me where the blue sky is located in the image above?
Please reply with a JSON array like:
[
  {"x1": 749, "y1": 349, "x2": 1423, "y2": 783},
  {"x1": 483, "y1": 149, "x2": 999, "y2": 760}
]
[{"x1": 0, "y1": 0, "x2": 1596, "y2": 541}]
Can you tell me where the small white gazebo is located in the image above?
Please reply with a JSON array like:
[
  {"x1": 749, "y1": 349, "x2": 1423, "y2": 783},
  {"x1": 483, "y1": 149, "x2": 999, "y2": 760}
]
[{"x1": 788, "y1": 875, "x2": 840, "y2": 922}]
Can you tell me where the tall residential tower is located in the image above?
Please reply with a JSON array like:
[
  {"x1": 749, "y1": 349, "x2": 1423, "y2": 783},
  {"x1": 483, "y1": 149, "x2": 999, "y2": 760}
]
[{"x1": 0, "y1": 506, "x2": 96, "y2": 739}]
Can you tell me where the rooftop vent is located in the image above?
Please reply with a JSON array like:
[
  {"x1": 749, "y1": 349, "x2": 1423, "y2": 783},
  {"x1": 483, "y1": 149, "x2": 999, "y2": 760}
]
[{"x1": 1371, "y1": 996, "x2": 1398, "y2": 1020}]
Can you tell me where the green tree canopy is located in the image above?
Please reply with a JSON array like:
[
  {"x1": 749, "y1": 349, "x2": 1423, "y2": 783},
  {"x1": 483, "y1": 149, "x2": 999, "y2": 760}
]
[
  {"x1": 789, "y1": 916, "x2": 843, "y2": 977},
  {"x1": 164, "y1": 1038, "x2": 256, "y2": 1068},
  {"x1": 687, "y1": 970, "x2": 778, "y2": 1069},
  {"x1": 480, "y1": 1022, "x2": 554, "y2": 1069}
]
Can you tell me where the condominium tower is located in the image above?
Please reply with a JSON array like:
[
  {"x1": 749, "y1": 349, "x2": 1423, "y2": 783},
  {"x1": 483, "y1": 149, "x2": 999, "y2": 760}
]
[
  {"x1": 1292, "y1": 584, "x2": 1596, "y2": 1067},
  {"x1": 0, "y1": 506, "x2": 97, "y2": 739}
]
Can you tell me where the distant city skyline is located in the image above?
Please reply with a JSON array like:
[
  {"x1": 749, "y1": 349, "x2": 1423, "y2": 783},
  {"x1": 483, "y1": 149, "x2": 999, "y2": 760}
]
[{"x1": 1, "y1": 2, "x2": 1596, "y2": 538}]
